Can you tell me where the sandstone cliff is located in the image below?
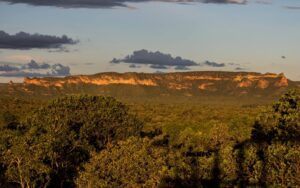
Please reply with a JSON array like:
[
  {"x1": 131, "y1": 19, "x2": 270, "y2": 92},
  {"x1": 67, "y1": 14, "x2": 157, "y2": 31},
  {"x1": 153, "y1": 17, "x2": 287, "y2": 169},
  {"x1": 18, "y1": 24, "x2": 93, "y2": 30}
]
[{"x1": 23, "y1": 71, "x2": 289, "y2": 90}]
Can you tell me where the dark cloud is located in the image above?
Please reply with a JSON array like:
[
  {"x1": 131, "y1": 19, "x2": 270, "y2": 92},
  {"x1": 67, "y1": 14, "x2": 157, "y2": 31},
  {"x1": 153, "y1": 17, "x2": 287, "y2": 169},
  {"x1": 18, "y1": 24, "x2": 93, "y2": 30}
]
[
  {"x1": 0, "y1": 0, "x2": 246, "y2": 8},
  {"x1": 22, "y1": 60, "x2": 51, "y2": 69},
  {"x1": 0, "y1": 31, "x2": 78, "y2": 50},
  {"x1": 0, "y1": 64, "x2": 20, "y2": 72},
  {"x1": 202, "y1": 60, "x2": 225, "y2": 67},
  {"x1": 48, "y1": 48, "x2": 70, "y2": 53},
  {"x1": 50, "y1": 64, "x2": 71, "y2": 76},
  {"x1": 0, "y1": 60, "x2": 70, "y2": 77},
  {"x1": 203, "y1": 0, "x2": 246, "y2": 4},
  {"x1": 111, "y1": 49, "x2": 199, "y2": 70},
  {"x1": 149, "y1": 64, "x2": 168, "y2": 69}
]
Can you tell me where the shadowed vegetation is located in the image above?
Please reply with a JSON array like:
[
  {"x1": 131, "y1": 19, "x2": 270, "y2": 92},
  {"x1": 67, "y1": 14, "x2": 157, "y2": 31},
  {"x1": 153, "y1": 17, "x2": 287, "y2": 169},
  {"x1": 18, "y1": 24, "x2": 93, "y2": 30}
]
[{"x1": 0, "y1": 90, "x2": 299, "y2": 187}]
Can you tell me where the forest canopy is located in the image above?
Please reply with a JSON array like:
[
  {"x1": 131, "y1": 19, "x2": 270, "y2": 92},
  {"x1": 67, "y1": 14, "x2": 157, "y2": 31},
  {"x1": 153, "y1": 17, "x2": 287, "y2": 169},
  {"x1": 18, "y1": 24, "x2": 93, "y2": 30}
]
[{"x1": 0, "y1": 90, "x2": 299, "y2": 187}]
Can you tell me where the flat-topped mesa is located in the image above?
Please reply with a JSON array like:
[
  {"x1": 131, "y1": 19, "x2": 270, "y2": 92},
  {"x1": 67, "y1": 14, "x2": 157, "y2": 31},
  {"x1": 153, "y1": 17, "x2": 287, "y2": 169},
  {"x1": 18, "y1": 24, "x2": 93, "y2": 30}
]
[
  {"x1": 24, "y1": 74, "x2": 158, "y2": 87},
  {"x1": 23, "y1": 71, "x2": 289, "y2": 89}
]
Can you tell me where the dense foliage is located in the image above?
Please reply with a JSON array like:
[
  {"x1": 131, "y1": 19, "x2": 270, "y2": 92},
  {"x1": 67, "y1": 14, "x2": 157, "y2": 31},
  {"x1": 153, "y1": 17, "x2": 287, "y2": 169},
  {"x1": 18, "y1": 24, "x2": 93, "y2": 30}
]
[
  {"x1": 0, "y1": 90, "x2": 299, "y2": 187},
  {"x1": 0, "y1": 96, "x2": 142, "y2": 188}
]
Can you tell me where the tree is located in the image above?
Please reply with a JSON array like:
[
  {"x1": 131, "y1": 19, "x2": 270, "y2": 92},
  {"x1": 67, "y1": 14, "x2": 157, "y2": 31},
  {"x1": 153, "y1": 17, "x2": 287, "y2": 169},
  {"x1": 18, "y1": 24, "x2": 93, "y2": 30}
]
[
  {"x1": 3, "y1": 95, "x2": 143, "y2": 187},
  {"x1": 252, "y1": 89, "x2": 300, "y2": 141},
  {"x1": 76, "y1": 137, "x2": 172, "y2": 188},
  {"x1": 245, "y1": 90, "x2": 300, "y2": 186}
]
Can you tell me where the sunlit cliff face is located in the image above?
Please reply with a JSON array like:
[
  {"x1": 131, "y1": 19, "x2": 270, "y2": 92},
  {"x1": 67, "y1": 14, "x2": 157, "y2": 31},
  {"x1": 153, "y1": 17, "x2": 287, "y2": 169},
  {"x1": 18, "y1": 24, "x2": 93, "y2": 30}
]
[{"x1": 23, "y1": 72, "x2": 289, "y2": 91}]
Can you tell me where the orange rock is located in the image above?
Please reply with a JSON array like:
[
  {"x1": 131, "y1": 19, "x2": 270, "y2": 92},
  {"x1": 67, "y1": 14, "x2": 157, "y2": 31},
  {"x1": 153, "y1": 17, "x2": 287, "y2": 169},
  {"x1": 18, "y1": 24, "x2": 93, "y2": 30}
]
[
  {"x1": 257, "y1": 79, "x2": 269, "y2": 89},
  {"x1": 237, "y1": 80, "x2": 252, "y2": 88},
  {"x1": 274, "y1": 73, "x2": 289, "y2": 87}
]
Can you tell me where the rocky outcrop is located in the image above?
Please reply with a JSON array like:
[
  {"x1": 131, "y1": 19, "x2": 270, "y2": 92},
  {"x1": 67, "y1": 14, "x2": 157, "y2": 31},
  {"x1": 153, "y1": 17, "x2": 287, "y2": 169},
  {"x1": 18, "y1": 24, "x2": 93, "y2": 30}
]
[
  {"x1": 257, "y1": 79, "x2": 270, "y2": 89},
  {"x1": 274, "y1": 73, "x2": 289, "y2": 87},
  {"x1": 24, "y1": 74, "x2": 157, "y2": 88},
  {"x1": 198, "y1": 83, "x2": 214, "y2": 90},
  {"x1": 237, "y1": 80, "x2": 253, "y2": 88},
  {"x1": 23, "y1": 71, "x2": 290, "y2": 94}
]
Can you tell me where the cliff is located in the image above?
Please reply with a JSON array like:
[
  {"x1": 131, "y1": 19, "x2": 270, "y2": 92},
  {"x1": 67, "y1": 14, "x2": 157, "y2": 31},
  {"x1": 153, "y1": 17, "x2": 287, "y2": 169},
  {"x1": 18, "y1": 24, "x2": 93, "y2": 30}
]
[
  {"x1": 23, "y1": 71, "x2": 289, "y2": 90},
  {"x1": 2, "y1": 71, "x2": 298, "y2": 104}
]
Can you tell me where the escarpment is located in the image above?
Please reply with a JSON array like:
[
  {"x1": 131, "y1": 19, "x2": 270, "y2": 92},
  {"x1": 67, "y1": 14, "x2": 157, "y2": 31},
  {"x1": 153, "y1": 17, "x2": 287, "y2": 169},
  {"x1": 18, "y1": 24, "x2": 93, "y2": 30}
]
[
  {"x1": 23, "y1": 71, "x2": 290, "y2": 90},
  {"x1": 1, "y1": 71, "x2": 296, "y2": 101}
]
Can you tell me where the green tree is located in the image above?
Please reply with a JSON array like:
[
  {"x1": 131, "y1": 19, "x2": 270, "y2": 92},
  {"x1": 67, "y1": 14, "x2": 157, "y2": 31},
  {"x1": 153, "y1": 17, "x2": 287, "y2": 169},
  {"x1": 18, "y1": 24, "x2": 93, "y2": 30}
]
[
  {"x1": 252, "y1": 89, "x2": 300, "y2": 141},
  {"x1": 3, "y1": 95, "x2": 143, "y2": 187},
  {"x1": 76, "y1": 137, "x2": 172, "y2": 188},
  {"x1": 245, "y1": 90, "x2": 300, "y2": 186}
]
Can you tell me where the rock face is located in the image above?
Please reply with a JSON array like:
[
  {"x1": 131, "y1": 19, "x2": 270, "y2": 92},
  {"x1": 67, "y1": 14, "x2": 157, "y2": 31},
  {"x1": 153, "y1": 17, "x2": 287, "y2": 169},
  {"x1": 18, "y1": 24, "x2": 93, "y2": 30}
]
[
  {"x1": 24, "y1": 75, "x2": 157, "y2": 87},
  {"x1": 274, "y1": 73, "x2": 289, "y2": 87},
  {"x1": 1, "y1": 71, "x2": 295, "y2": 101},
  {"x1": 1, "y1": 71, "x2": 297, "y2": 104},
  {"x1": 257, "y1": 79, "x2": 270, "y2": 89},
  {"x1": 23, "y1": 71, "x2": 289, "y2": 91}
]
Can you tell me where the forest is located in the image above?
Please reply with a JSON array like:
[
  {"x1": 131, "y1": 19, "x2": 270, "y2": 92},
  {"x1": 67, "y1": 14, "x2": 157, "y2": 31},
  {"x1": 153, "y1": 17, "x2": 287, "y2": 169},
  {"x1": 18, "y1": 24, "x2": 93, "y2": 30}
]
[{"x1": 0, "y1": 89, "x2": 299, "y2": 188}]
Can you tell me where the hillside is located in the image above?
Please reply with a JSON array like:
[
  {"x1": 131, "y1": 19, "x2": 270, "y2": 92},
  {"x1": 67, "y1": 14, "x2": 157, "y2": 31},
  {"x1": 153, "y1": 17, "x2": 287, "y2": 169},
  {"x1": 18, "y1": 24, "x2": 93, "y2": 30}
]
[{"x1": 1, "y1": 71, "x2": 299, "y2": 104}]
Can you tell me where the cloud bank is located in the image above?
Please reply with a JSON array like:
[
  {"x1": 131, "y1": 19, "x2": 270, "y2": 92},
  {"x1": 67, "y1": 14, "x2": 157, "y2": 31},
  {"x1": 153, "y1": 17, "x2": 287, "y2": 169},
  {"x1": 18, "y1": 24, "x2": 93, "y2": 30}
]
[
  {"x1": 0, "y1": 60, "x2": 71, "y2": 77},
  {"x1": 111, "y1": 49, "x2": 231, "y2": 70},
  {"x1": 111, "y1": 49, "x2": 199, "y2": 70},
  {"x1": 0, "y1": 31, "x2": 78, "y2": 50},
  {"x1": 0, "y1": 0, "x2": 246, "y2": 8}
]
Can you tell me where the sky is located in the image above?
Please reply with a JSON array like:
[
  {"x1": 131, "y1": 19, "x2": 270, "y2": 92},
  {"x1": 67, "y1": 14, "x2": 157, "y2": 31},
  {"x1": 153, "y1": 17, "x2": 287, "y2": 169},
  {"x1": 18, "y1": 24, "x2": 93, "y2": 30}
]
[{"x1": 0, "y1": 0, "x2": 300, "y2": 82}]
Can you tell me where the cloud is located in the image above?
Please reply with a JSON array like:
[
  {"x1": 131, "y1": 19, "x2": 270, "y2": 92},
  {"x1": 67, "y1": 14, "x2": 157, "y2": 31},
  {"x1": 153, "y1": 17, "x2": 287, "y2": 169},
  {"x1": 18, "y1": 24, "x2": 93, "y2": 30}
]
[
  {"x1": 22, "y1": 60, "x2": 51, "y2": 69},
  {"x1": 175, "y1": 66, "x2": 190, "y2": 70},
  {"x1": 0, "y1": 64, "x2": 20, "y2": 72},
  {"x1": 111, "y1": 49, "x2": 199, "y2": 70},
  {"x1": 0, "y1": 60, "x2": 71, "y2": 77},
  {"x1": 48, "y1": 48, "x2": 70, "y2": 53},
  {"x1": 112, "y1": 49, "x2": 230, "y2": 70},
  {"x1": 129, "y1": 64, "x2": 141, "y2": 68},
  {"x1": 50, "y1": 64, "x2": 71, "y2": 76},
  {"x1": 0, "y1": 31, "x2": 78, "y2": 50},
  {"x1": 235, "y1": 67, "x2": 245, "y2": 71},
  {"x1": 203, "y1": 0, "x2": 246, "y2": 4},
  {"x1": 202, "y1": 60, "x2": 225, "y2": 67},
  {"x1": 0, "y1": 0, "x2": 246, "y2": 8},
  {"x1": 149, "y1": 64, "x2": 168, "y2": 69},
  {"x1": 283, "y1": 6, "x2": 300, "y2": 10},
  {"x1": 255, "y1": 0, "x2": 272, "y2": 5},
  {"x1": 228, "y1": 62, "x2": 240, "y2": 66}
]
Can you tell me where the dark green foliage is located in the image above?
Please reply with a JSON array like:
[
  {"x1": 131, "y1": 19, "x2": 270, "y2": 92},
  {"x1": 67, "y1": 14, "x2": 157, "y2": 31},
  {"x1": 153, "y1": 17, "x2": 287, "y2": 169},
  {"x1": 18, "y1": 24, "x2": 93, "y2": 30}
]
[
  {"x1": 0, "y1": 95, "x2": 143, "y2": 187},
  {"x1": 0, "y1": 90, "x2": 299, "y2": 187},
  {"x1": 243, "y1": 89, "x2": 300, "y2": 186},
  {"x1": 24, "y1": 95, "x2": 142, "y2": 151},
  {"x1": 252, "y1": 89, "x2": 300, "y2": 141},
  {"x1": 1, "y1": 111, "x2": 18, "y2": 129}
]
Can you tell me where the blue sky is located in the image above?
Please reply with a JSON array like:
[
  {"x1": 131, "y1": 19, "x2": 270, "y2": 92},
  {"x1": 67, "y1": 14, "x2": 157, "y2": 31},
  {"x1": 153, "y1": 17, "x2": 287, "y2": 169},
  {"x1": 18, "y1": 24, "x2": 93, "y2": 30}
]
[{"x1": 0, "y1": 0, "x2": 300, "y2": 82}]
